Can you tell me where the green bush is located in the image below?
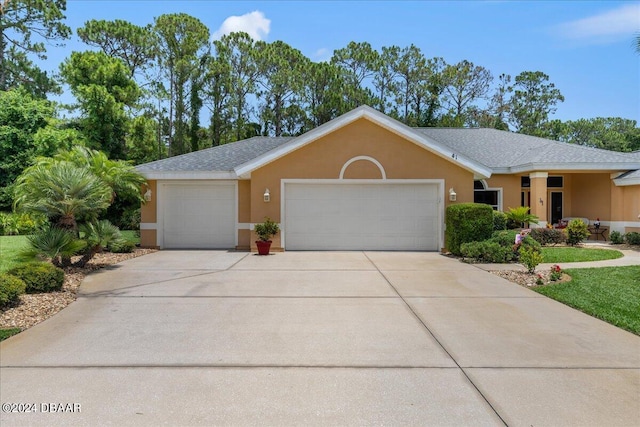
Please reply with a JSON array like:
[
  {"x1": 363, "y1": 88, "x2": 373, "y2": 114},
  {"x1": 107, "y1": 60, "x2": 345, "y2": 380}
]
[
  {"x1": 609, "y1": 231, "x2": 624, "y2": 244},
  {"x1": 529, "y1": 228, "x2": 567, "y2": 246},
  {"x1": 461, "y1": 240, "x2": 514, "y2": 263},
  {"x1": 520, "y1": 247, "x2": 544, "y2": 273},
  {"x1": 459, "y1": 230, "x2": 541, "y2": 264},
  {"x1": 625, "y1": 232, "x2": 640, "y2": 245},
  {"x1": 108, "y1": 239, "x2": 136, "y2": 253},
  {"x1": 493, "y1": 211, "x2": 507, "y2": 231},
  {"x1": 566, "y1": 219, "x2": 590, "y2": 246},
  {"x1": 0, "y1": 274, "x2": 26, "y2": 307},
  {"x1": 7, "y1": 263, "x2": 64, "y2": 293},
  {"x1": 445, "y1": 203, "x2": 494, "y2": 255},
  {"x1": 0, "y1": 212, "x2": 47, "y2": 236},
  {"x1": 491, "y1": 230, "x2": 518, "y2": 247},
  {"x1": 254, "y1": 217, "x2": 280, "y2": 242}
]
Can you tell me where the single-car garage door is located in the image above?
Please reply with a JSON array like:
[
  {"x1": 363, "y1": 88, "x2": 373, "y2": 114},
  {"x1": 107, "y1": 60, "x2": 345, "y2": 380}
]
[
  {"x1": 284, "y1": 182, "x2": 441, "y2": 251},
  {"x1": 161, "y1": 182, "x2": 235, "y2": 249}
]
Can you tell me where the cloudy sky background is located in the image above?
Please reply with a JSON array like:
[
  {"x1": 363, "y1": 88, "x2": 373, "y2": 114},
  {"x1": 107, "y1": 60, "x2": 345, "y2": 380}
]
[{"x1": 45, "y1": 1, "x2": 640, "y2": 123}]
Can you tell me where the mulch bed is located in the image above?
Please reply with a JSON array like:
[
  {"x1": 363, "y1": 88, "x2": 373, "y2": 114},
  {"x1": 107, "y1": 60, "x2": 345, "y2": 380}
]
[
  {"x1": 0, "y1": 249, "x2": 156, "y2": 331},
  {"x1": 490, "y1": 269, "x2": 571, "y2": 288}
]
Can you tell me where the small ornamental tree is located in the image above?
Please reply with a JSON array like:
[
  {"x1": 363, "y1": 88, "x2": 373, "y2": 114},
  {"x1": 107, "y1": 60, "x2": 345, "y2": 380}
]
[
  {"x1": 445, "y1": 203, "x2": 493, "y2": 255},
  {"x1": 566, "y1": 219, "x2": 589, "y2": 246}
]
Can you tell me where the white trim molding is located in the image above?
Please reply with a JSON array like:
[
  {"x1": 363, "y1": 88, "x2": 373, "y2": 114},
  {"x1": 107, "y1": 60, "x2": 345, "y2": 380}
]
[
  {"x1": 339, "y1": 155, "x2": 386, "y2": 179},
  {"x1": 609, "y1": 221, "x2": 640, "y2": 234},
  {"x1": 140, "y1": 223, "x2": 157, "y2": 230}
]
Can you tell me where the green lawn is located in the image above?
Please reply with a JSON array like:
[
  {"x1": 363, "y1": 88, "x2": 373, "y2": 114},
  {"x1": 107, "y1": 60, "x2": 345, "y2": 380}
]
[
  {"x1": 0, "y1": 328, "x2": 21, "y2": 341},
  {"x1": 0, "y1": 231, "x2": 139, "y2": 273},
  {"x1": 540, "y1": 247, "x2": 623, "y2": 263},
  {"x1": 534, "y1": 265, "x2": 640, "y2": 335},
  {"x1": 0, "y1": 235, "x2": 34, "y2": 273}
]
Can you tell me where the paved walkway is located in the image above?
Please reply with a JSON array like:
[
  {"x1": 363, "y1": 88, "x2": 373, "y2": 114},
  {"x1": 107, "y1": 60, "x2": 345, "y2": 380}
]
[
  {"x1": 1, "y1": 251, "x2": 638, "y2": 426},
  {"x1": 475, "y1": 242, "x2": 640, "y2": 271}
]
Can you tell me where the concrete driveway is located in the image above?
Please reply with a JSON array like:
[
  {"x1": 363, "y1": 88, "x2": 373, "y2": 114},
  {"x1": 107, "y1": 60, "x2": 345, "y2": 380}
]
[{"x1": 1, "y1": 251, "x2": 638, "y2": 426}]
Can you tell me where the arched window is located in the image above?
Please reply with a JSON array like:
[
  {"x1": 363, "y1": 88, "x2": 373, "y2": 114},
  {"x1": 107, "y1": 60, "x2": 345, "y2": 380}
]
[{"x1": 474, "y1": 180, "x2": 501, "y2": 210}]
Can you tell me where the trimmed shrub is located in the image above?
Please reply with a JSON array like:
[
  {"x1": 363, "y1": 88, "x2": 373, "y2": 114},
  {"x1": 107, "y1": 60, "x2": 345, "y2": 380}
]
[
  {"x1": 529, "y1": 228, "x2": 567, "y2": 246},
  {"x1": 609, "y1": 231, "x2": 624, "y2": 244},
  {"x1": 493, "y1": 210, "x2": 507, "y2": 231},
  {"x1": 566, "y1": 219, "x2": 590, "y2": 246},
  {"x1": 108, "y1": 239, "x2": 136, "y2": 253},
  {"x1": 461, "y1": 241, "x2": 514, "y2": 263},
  {"x1": 520, "y1": 247, "x2": 543, "y2": 273},
  {"x1": 7, "y1": 263, "x2": 64, "y2": 294},
  {"x1": 445, "y1": 203, "x2": 494, "y2": 255},
  {"x1": 491, "y1": 230, "x2": 518, "y2": 247},
  {"x1": 625, "y1": 232, "x2": 640, "y2": 246},
  {"x1": 0, "y1": 274, "x2": 26, "y2": 307}
]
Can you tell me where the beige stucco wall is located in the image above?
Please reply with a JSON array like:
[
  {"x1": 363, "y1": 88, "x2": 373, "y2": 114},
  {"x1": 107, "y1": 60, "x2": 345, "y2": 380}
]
[
  {"x1": 237, "y1": 180, "x2": 251, "y2": 249},
  {"x1": 569, "y1": 174, "x2": 611, "y2": 220},
  {"x1": 248, "y1": 118, "x2": 474, "y2": 250},
  {"x1": 140, "y1": 180, "x2": 157, "y2": 247},
  {"x1": 484, "y1": 174, "x2": 521, "y2": 210},
  {"x1": 621, "y1": 184, "x2": 640, "y2": 232}
]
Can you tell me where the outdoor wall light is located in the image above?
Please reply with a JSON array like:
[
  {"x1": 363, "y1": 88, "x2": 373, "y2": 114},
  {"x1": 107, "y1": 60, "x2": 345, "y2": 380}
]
[
  {"x1": 144, "y1": 189, "x2": 152, "y2": 202},
  {"x1": 448, "y1": 188, "x2": 457, "y2": 202},
  {"x1": 539, "y1": 197, "x2": 544, "y2": 205},
  {"x1": 263, "y1": 188, "x2": 270, "y2": 203}
]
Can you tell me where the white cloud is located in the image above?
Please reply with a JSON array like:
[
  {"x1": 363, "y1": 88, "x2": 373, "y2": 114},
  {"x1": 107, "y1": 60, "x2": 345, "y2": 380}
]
[
  {"x1": 556, "y1": 4, "x2": 639, "y2": 42},
  {"x1": 313, "y1": 48, "x2": 331, "y2": 62},
  {"x1": 213, "y1": 11, "x2": 271, "y2": 41}
]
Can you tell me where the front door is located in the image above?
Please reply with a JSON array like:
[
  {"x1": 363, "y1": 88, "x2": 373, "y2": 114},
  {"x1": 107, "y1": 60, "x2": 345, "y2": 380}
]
[{"x1": 550, "y1": 192, "x2": 563, "y2": 225}]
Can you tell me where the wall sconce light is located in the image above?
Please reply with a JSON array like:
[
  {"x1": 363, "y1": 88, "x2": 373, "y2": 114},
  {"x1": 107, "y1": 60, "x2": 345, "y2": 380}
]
[
  {"x1": 448, "y1": 188, "x2": 457, "y2": 202},
  {"x1": 263, "y1": 188, "x2": 270, "y2": 203},
  {"x1": 144, "y1": 189, "x2": 152, "y2": 202},
  {"x1": 539, "y1": 197, "x2": 544, "y2": 206}
]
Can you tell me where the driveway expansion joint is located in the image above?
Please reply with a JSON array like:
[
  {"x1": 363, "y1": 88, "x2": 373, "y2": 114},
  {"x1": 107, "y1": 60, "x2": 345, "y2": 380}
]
[{"x1": 362, "y1": 252, "x2": 509, "y2": 427}]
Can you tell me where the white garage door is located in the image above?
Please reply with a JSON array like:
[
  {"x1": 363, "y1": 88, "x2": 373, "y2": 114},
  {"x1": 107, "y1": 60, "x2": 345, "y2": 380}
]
[
  {"x1": 161, "y1": 182, "x2": 236, "y2": 249},
  {"x1": 284, "y1": 182, "x2": 440, "y2": 251}
]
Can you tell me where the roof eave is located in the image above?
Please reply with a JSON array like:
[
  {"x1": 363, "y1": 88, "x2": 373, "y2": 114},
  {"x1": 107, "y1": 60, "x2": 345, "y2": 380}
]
[
  {"x1": 508, "y1": 162, "x2": 640, "y2": 174},
  {"x1": 139, "y1": 171, "x2": 237, "y2": 180}
]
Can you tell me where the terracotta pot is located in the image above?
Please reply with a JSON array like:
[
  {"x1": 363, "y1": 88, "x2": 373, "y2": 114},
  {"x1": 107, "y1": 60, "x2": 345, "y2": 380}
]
[{"x1": 256, "y1": 240, "x2": 272, "y2": 255}]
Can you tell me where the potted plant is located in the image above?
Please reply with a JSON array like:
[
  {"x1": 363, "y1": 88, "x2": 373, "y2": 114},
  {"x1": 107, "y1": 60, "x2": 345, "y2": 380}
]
[{"x1": 254, "y1": 217, "x2": 279, "y2": 255}]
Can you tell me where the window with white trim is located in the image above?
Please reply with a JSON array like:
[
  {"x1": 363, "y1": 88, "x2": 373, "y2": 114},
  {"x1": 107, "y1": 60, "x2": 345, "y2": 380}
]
[{"x1": 474, "y1": 180, "x2": 501, "y2": 210}]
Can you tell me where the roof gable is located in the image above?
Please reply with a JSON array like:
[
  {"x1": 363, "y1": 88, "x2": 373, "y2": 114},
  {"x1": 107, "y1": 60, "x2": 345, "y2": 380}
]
[{"x1": 234, "y1": 105, "x2": 492, "y2": 179}]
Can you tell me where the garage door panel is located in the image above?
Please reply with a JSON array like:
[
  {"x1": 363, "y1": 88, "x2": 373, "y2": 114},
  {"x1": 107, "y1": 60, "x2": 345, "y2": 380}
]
[
  {"x1": 162, "y1": 182, "x2": 235, "y2": 249},
  {"x1": 285, "y1": 183, "x2": 440, "y2": 251}
]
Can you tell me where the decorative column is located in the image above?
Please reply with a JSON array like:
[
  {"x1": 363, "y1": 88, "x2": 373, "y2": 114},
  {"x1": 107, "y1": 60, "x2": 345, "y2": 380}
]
[{"x1": 529, "y1": 172, "x2": 548, "y2": 227}]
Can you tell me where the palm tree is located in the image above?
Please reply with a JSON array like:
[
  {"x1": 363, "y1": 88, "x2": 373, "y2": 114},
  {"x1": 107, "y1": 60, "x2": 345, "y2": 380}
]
[
  {"x1": 13, "y1": 161, "x2": 112, "y2": 231},
  {"x1": 41, "y1": 146, "x2": 147, "y2": 203},
  {"x1": 505, "y1": 206, "x2": 539, "y2": 229}
]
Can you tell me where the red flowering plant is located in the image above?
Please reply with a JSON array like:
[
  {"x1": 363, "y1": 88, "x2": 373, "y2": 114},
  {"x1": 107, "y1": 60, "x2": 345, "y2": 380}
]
[
  {"x1": 536, "y1": 274, "x2": 544, "y2": 286},
  {"x1": 550, "y1": 264, "x2": 562, "y2": 281}
]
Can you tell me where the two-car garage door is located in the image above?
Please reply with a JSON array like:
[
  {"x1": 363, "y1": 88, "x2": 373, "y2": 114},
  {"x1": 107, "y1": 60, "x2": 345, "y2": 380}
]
[{"x1": 284, "y1": 182, "x2": 441, "y2": 251}]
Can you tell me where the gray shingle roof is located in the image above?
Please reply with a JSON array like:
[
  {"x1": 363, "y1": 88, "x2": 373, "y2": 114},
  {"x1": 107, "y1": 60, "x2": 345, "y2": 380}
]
[
  {"x1": 136, "y1": 126, "x2": 639, "y2": 176},
  {"x1": 136, "y1": 136, "x2": 294, "y2": 172},
  {"x1": 416, "y1": 128, "x2": 636, "y2": 171},
  {"x1": 615, "y1": 169, "x2": 640, "y2": 181}
]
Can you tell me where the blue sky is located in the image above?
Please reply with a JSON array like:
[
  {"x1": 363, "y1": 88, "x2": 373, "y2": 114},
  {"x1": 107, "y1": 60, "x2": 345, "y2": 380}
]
[{"x1": 46, "y1": 0, "x2": 640, "y2": 122}]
